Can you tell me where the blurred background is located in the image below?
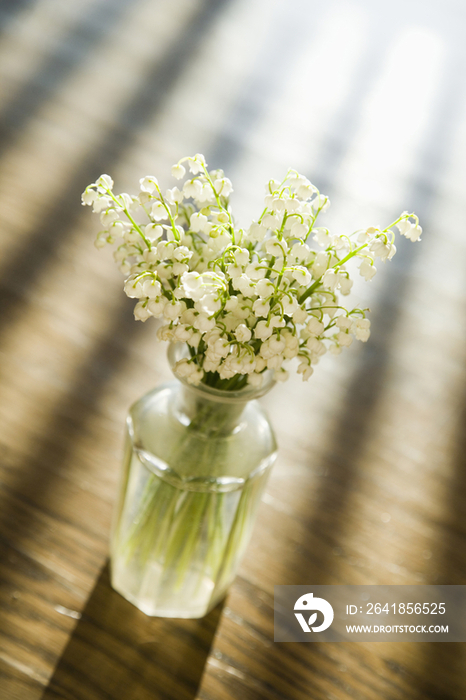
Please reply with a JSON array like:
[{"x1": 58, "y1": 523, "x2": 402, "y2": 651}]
[{"x1": 0, "y1": 0, "x2": 465, "y2": 698}]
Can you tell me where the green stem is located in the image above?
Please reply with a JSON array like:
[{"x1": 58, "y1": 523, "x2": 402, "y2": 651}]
[
  {"x1": 200, "y1": 163, "x2": 236, "y2": 244},
  {"x1": 105, "y1": 188, "x2": 152, "y2": 248}
]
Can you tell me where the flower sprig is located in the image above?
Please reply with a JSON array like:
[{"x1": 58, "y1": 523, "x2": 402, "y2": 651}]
[{"x1": 82, "y1": 154, "x2": 422, "y2": 389}]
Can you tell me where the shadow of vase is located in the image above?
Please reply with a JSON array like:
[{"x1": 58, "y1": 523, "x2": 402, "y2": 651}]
[{"x1": 41, "y1": 562, "x2": 223, "y2": 700}]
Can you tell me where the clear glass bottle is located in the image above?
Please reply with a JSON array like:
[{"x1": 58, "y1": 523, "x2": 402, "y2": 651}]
[{"x1": 110, "y1": 344, "x2": 277, "y2": 618}]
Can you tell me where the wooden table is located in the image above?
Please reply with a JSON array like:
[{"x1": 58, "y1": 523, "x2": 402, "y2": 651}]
[{"x1": 1, "y1": 0, "x2": 465, "y2": 698}]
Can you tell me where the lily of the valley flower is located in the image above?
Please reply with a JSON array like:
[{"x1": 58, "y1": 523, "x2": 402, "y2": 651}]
[{"x1": 82, "y1": 154, "x2": 421, "y2": 388}]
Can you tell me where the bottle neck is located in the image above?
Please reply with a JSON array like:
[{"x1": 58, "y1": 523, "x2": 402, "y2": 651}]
[
  {"x1": 172, "y1": 382, "x2": 249, "y2": 437},
  {"x1": 166, "y1": 342, "x2": 276, "y2": 436}
]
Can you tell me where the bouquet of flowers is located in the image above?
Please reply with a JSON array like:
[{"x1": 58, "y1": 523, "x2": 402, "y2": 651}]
[
  {"x1": 82, "y1": 155, "x2": 422, "y2": 617},
  {"x1": 82, "y1": 153, "x2": 421, "y2": 390}
]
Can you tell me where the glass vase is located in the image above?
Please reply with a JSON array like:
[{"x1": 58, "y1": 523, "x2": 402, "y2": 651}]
[{"x1": 109, "y1": 344, "x2": 277, "y2": 618}]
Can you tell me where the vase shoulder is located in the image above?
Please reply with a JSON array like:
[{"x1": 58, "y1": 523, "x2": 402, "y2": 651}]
[{"x1": 128, "y1": 381, "x2": 277, "y2": 486}]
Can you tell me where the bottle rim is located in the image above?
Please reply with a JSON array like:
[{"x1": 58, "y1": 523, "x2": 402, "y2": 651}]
[{"x1": 167, "y1": 342, "x2": 275, "y2": 404}]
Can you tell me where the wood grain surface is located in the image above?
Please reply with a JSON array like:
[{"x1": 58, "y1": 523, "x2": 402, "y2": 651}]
[{"x1": 0, "y1": 0, "x2": 466, "y2": 698}]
